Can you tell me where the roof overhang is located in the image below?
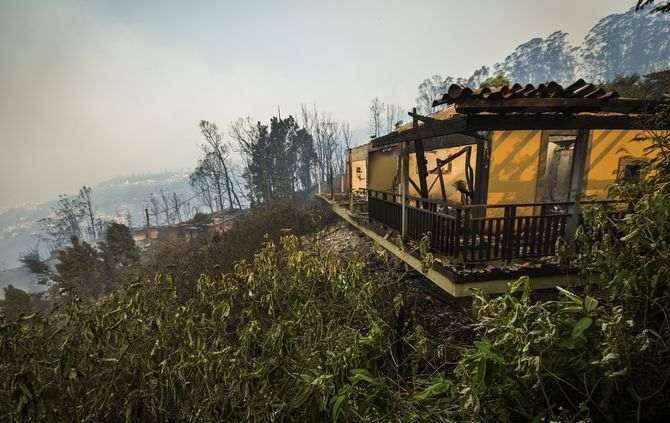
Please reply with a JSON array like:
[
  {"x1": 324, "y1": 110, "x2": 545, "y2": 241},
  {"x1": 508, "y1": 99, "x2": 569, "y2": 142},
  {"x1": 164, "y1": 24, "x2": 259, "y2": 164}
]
[{"x1": 371, "y1": 113, "x2": 661, "y2": 149}]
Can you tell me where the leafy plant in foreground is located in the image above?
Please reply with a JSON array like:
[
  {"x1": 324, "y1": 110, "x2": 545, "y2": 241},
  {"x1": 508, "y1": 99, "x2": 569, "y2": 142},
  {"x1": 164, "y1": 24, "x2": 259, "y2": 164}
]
[{"x1": 1, "y1": 235, "x2": 457, "y2": 422}]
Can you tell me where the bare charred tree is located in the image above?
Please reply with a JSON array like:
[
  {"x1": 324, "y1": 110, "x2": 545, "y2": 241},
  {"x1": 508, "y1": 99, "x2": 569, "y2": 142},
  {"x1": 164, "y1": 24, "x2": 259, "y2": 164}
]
[
  {"x1": 199, "y1": 120, "x2": 242, "y2": 211},
  {"x1": 228, "y1": 163, "x2": 250, "y2": 205},
  {"x1": 149, "y1": 194, "x2": 161, "y2": 225},
  {"x1": 416, "y1": 75, "x2": 449, "y2": 114},
  {"x1": 124, "y1": 209, "x2": 132, "y2": 229},
  {"x1": 299, "y1": 104, "x2": 317, "y2": 137},
  {"x1": 300, "y1": 104, "x2": 326, "y2": 184},
  {"x1": 341, "y1": 122, "x2": 352, "y2": 149},
  {"x1": 369, "y1": 97, "x2": 385, "y2": 137},
  {"x1": 230, "y1": 117, "x2": 268, "y2": 204},
  {"x1": 183, "y1": 201, "x2": 194, "y2": 220},
  {"x1": 300, "y1": 104, "x2": 351, "y2": 194},
  {"x1": 201, "y1": 152, "x2": 226, "y2": 213},
  {"x1": 95, "y1": 218, "x2": 107, "y2": 240},
  {"x1": 314, "y1": 117, "x2": 339, "y2": 197},
  {"x1": 160, "y1": 189, "x2": 173, "y2": 225},
  {"x1": 190, "y1": 159, "x2": 217, "y2": 213},
  {"x1": 79, "y1": 186, "x2": 97, "y2": 240},
  {"x1": 385, "y1": 104, "x2": 405, "y2": 133},
  {"x1": 39, "y1": 194, "x2": 86, "y2": 247},
  {"x1": 172, "y1": 192, "x2": 183, "y2": 223}
]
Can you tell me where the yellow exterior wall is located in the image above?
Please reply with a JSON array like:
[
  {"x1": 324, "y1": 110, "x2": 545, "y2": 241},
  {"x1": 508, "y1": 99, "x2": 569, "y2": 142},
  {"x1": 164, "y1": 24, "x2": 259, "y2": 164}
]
[
  {"x1": 366, "y1": 129, "x2": 661, "y2": 214},
  {"x1": 368, "y1": 148, "x2": 399, "y2": 192},
  {"x1": 351, "y1": 159, "x2": 367, "y2": 191},
  {"x1": 487, "y1": 130, "x2": 543, "y2": 206},
  {"x1": 583, "y1": 129, "x2": 652, "y2": 199},
  {"x1": 408, "y1": 146, "x2": 477, "y2": 204}
]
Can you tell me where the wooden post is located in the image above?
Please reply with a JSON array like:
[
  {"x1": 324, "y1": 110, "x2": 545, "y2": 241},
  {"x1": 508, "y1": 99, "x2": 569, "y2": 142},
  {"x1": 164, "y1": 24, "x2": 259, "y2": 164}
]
[
  {"x1": 412, "y1": 108, "x2": 430, "y2": 203},
  {"x1": 145, "y1": 208, "x2": 150, "y2": 227},
  {"x1": 502, "y1": 205, "x2": 517, "y2": 261},
  {"x1": 401, "y1": 142, "x2": 409, "y2": 239},
  {"x1": 348, "y1": 148, "x2": 354, "y2": 211},
  {"x1": 473, "y1": 132, "x2": 491, "y2": 214},
  {"x1": 329, "y1": 163, "x2": 335, "y2": 200},
  {"x1": 566, "y1": 129, "x2": 590, "y2": 244}
]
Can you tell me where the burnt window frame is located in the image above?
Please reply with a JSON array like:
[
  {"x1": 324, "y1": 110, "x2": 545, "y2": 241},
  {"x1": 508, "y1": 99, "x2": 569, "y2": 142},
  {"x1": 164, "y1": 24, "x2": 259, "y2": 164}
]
[{"x1": 616, "y1": 156, "x2": 648, "y2": 183}]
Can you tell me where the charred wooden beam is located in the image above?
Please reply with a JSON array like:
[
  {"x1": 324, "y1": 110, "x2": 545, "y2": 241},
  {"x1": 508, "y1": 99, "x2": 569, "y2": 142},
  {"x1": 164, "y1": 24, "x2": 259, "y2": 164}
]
[
  {"x1": 408, "y1": 176, "x2": 421, "y2": 196},
  {"x1": 405, "y1": 133, "x2": 478, "y2": 153},
  {"x1": 465, "y1": 113, "x2": 655, "y2": 131},
  {"x1": 473, "y1": 134, "x2": 490, "y2": 208},
  {"x1": 412, "y1": 108, "x2": 430, "y2": 200},
  {"x1": 407, "y1": 110, "x2": 439, "y2": 124},
  {"x1": 451, "y1": 98, "x2": 666, "y2": 114},
  {"x1": 371, "y1": 116, "x2": 468, "y2": 148},
  {"x1": 370, "y1": 113, "x2": 663, "y2": 149}
]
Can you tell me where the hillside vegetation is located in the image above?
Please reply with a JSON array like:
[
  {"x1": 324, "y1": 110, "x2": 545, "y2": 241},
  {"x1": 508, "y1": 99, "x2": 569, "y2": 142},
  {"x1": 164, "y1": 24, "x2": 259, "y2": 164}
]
[
  {"x1": 2, "y1": 119, "x2": 670, "y2": 422},
  {"x1": 1, "y1": 114, "x2": 669, "y2": 422}
]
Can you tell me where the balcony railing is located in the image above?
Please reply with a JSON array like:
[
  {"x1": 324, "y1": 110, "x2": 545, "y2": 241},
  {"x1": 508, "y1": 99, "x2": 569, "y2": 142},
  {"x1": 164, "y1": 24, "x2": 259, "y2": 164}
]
[{"x1": 367, "y1": 189, "x2": 624, "y2": 263}]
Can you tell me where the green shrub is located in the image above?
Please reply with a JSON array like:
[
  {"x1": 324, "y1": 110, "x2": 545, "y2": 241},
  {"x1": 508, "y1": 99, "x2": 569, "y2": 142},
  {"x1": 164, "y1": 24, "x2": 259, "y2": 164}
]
[
  {"x1": 456, "y1": 277, "x2": 631, "y2": 422},
  {"x1": 454, "y1": 113, "x2": 670, "y2": 422},
  {"x1": 1, "y1": 235, "x2": 457, "y2": 422}
]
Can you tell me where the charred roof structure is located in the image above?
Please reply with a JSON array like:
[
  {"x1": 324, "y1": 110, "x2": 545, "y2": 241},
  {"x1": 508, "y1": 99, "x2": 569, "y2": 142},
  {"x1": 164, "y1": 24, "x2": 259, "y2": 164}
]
[{"x1": 372, "y1": 79, "x2": 670, "y2": 149}]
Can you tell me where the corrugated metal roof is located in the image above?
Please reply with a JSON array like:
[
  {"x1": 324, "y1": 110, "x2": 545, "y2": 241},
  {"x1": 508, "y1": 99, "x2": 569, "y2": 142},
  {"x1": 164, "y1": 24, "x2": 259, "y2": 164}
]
[{"x1": 432, "y1": 79, "x2": 619, "y2": 107}]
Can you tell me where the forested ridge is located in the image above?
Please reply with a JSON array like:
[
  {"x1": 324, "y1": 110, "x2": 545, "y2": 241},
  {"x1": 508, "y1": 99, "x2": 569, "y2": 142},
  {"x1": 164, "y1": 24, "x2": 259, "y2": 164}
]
[{"x1": 415, "y1": 7, "x2": 670, "y2": 113}]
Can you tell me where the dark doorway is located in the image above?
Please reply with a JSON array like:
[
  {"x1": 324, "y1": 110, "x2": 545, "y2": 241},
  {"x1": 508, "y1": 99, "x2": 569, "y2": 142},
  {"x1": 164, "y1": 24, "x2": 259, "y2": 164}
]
[{"x1": 538, "y1": 134, "x2": 578, "y2": 213}]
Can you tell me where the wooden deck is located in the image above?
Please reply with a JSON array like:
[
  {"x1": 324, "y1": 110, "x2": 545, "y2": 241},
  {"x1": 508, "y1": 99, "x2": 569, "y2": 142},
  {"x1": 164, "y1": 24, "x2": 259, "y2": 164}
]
[
  {"x1": 368, "y1": 189, "x2": 624, "y2": 263},
  {"x1": 319, "y1": 194, "x2": 581, "y2": 297}
]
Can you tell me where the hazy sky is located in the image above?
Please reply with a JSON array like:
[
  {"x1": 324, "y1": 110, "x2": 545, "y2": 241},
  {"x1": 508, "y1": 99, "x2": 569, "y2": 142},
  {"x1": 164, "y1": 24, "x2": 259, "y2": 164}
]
[{"x1": 0, "y1": 0, "x2": 630, "y2": 207}]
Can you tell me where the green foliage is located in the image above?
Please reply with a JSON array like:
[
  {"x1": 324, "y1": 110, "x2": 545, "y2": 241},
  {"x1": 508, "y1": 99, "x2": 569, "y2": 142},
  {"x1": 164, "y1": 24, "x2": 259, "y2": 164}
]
[
  {"x1": 418, "y1": 233, "x2": 434, "y2": 273},
  {"x1": 480, "y1": 74, "x2": 511, "y2": 89},
  {"x1": 601, "y1": 72, "x2": 670, "y2": 99},
  {"x1": 0, "y1": 235, "x2": 457, "y2": 422},
  {"x1": 48, "y1": 223, "x2": 140, "y2": 303},
  {"x1": 144, "y1": 199, "x2": 335, "y2": 286},
  {"x1": 456, "y1": 277, "x2": 629, "y2": 422},
  {"x1": 233, "y1": 115, "x2": 315, "y2": 205},
  {"x1": 569, "y1": 112, "x2": 670, "y2": 420},
  {"x1": 452, "y1": 110, "x2": 670, "y2": 422},
  {"x1": 0, "y1": 285, "x2": 48, "y2": 320},
  {"x1": 53, "y1": 237, "x2": 105, "y2": 301},
  {"x1": 100, "y1": 222, "x2": 139, "y2": 267},
  {"x1": 18, "y1": 249, "x2": 49, "y2": 284}
]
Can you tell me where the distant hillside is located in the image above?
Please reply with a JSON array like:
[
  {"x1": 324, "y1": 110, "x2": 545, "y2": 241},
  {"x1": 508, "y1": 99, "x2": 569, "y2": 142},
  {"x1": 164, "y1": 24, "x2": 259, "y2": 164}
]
[
  {"x1": 0, "y1": 171, "x2": 195, "y2": 270},
  {"x1": 496, "y1": 7, "x2": 670, "y2": 85}
]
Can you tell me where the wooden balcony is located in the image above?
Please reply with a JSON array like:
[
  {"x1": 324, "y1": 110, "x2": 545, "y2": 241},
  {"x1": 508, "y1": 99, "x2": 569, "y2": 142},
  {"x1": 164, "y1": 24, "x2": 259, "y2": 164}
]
[{"x1": 368, "y1": 189, "x2": 623, "y2": 263}]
